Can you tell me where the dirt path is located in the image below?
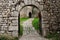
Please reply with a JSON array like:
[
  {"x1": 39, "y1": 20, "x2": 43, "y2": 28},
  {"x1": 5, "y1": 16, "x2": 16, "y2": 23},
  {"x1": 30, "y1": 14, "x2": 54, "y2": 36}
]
[{"x1": 19, "y1": 18, "x2": 48, "y2": 40}]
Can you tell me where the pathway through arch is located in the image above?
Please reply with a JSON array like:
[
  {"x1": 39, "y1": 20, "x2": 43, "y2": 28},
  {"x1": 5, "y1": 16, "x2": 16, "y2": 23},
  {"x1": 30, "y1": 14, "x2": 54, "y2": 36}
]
[{"x1": 19, "y1": 18, "x2": 48, "y2": 40}]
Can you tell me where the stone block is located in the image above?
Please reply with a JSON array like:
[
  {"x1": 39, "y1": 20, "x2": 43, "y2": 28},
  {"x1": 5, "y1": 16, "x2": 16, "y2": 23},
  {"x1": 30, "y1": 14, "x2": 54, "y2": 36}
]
[
  {"x1": 12, "y1": 31, "x2": 18, "y2": 37},
  {"x1": 10, "y1": 23, "x2": 18, "y2": 26},
  {"x1": 11, "y1": 12, "x2": 18, "y2": 16},
  {"x1": 11, "y1": 7, "x2": 15, "y2": 11},
  {"x1": 9, "y1": 17, "x2": 18, "y2": 19},
  {"x1": 7, "y1": 32, "x2": 12, "y2": 36},
  {"x1": 3, "y1": 26, "x2": 8, "y2": 31},
  {"x1": 0, "y1": 18, "x2": 2, "y2": 22},
  {"x1": 9, "y1": 26, "x2": 18, "y2": 31},
  {"x1": 44, "y1": 24, "x2": 49, "y2": 27},
  {"x1": 0, "y1": 14, "x2": 2, "y2": 17},
  {"x1": 12, "y1": 20, "x2": 18, "y2": 23},
  {"x1": 0, "y1": 13, "x2": 2, "y2": 15},
  {"x1": 0, "y1": 31, "x2": 5, "y2": 34},
  {"x1": 1, "y1": 26, "x2": 4, "y2": 30},
  {"x1": 39, "y1": 5, "x2": 43, "y2": 11},
  {"x1": 0, "y1": 3, "x2": 2, "y2": 5},
  {"x1": 42, "y1": 21, "x2": 49, "y2": 24}
]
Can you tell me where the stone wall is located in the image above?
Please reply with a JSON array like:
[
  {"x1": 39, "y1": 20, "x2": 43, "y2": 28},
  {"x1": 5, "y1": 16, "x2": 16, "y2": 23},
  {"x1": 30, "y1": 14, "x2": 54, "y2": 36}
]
[
  {"x1": 0, "y1": 0, "x2": 43, "y2": 37},
  {"x1": 0, "y1": 0, "x2": 60, "y2": 37},
  {"x1": 0, "y1": 0, "x2": 18, "y2": 37},
  {"x1": 42, "y1": 0, "x2": 60, "y2": 36}
]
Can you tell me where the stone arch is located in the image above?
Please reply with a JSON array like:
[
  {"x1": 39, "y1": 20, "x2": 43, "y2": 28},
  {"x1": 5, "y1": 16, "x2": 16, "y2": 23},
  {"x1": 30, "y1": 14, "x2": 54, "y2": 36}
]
[
  {"x1": 19, "y1": 4, "x2": 41, "y2": 18},
  {"x1": 18, "y1": 4, "x2": 42, "y2": 36},
  {"x1": 13, "y1": 0, "x2": 47, "y2": 37},
  {"x1": 19, "y1": 4, "x2": 40, "y2": 12}
]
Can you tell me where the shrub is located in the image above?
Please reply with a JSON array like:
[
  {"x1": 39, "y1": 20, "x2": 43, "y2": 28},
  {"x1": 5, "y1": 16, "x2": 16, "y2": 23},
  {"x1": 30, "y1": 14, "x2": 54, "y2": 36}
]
[{"x1": 32, "y1": 18, "x2": 39, "y2": 30}]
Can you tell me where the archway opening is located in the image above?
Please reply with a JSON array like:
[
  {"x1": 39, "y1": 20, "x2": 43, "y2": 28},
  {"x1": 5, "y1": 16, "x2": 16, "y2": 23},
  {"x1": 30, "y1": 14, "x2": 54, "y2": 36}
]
[
  {"x1": 18, "y1": 5, "x2": 42, "y2": 37},
  {"x1": 29, "y1": 12, "x2": 32, "y2": 18}
]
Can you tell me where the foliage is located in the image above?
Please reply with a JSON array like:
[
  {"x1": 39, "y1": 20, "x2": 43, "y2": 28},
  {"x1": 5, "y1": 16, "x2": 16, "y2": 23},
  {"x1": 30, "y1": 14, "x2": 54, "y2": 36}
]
[
  {"x1": 20, "y1": 25, "x2": 23, "y2": 36},
  {"x1": 32, "y1": 18, "x2": 39, "y2": 30},
  {"x1": 19, "y1": 18, "x2": 29, "y2": 36},
  {"x1": 46, "y1": 32, "x2": 60, "y2": 40},
  {"x1": 0, "y1": 34, "x2": 18, "y2": 40},
  {"x1": 20, "y1": 18, "x2": 29, "y2": 23}
]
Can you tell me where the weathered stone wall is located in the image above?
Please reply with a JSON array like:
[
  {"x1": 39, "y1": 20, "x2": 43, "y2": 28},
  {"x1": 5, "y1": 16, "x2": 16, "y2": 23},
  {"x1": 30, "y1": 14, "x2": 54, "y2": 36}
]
[
  {"x1": 0, "y1": 0, "x2": 44, "y2": 37},
  {"x1": 0, "y1": 0, "x2": 18, "y2": 37},
  {"x1": 42, "y1": 0, "x2": 60, "y2": 36},
  {"x1": 0, "y1": 0, "x2": 43, "y2": 37},
  {"x1": 0, "y1": 0, "x2": 60, "y2": 37}
]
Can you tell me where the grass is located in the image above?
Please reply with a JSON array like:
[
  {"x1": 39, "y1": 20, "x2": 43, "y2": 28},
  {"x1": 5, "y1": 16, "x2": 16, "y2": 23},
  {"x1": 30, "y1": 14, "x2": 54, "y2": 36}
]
[
  {"x1": 20, "y1": 25, "x2": 23, "y2": 36},
  {"x1": 32, "y1": 18, "x2": 39, "y2": 30},
  {"x1": 20, "y1": 18, "x2": 29, "y2": 23},
  {"x1": 20, "y1": 18, "x2": 29, "y2": 36},
  {"x1": 32, "y1": 18, "x2": 43, "y2": 35},
  {"x1": 0, "y1": 34, "x2": 18, "y2": 40}
]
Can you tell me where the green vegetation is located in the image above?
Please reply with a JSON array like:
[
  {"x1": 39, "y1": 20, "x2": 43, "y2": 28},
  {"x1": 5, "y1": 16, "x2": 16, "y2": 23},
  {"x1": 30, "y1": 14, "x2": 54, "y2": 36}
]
[
  {"x1": 20, "y1": 18, "x2": 29, "y2": 23},
  {"x1": 32, "y1": 18, "x2": 39, "y2": 30},
  {"x1": 20, "y1": 25, "x2": 23, "y2": 36},
  {"x1": 20, "y1": 18, "x2": 29, "y2": 36},
  {"x1": 0, "y1": 34, "x2": 18, "y2": 40},
  {"x1": 32, "y1": 18, "x2": 42, "y2": 35},
  {"x1": 46, "y1": 32, "x2": 60, "y2": 40}
]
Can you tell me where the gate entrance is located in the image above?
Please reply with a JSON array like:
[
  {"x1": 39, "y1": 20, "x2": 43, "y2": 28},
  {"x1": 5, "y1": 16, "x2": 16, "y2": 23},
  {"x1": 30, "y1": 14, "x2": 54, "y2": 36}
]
[
  {"x1": 29, "y1": 12, "x2": 32, "y2": 18},
  {"x1": 18, "y1": 5, "x2": 42, "y2": 37}
]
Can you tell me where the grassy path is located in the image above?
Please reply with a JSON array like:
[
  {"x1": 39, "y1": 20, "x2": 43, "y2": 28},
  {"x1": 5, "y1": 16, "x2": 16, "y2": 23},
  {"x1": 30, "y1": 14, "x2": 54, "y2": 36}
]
[
  {"x1": 19, "y1": 18, "x2": 48, "y2": 40},
  {"x1": 20, "y1": 18, "x2": 29, "y2": 36}
]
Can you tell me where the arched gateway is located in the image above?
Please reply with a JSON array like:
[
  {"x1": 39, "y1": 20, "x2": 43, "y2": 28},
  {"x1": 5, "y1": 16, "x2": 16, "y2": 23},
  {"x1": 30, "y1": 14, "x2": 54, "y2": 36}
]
[
  {"x1": 0, "y1": 0, "x2": 47, "y2": 37},
  {"x1": 17, "y1": 0, "x2": 46, "y2": 37},
  {"x1": 18, "y1": 4, "x2": 42, "y2": 36}
]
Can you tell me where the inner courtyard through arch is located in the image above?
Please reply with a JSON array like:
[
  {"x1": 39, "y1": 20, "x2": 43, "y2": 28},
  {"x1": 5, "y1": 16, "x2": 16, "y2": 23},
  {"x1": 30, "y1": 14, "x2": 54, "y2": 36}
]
[{"x1": 19, "y1": 5, "x2": 48, "y2": 40}]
